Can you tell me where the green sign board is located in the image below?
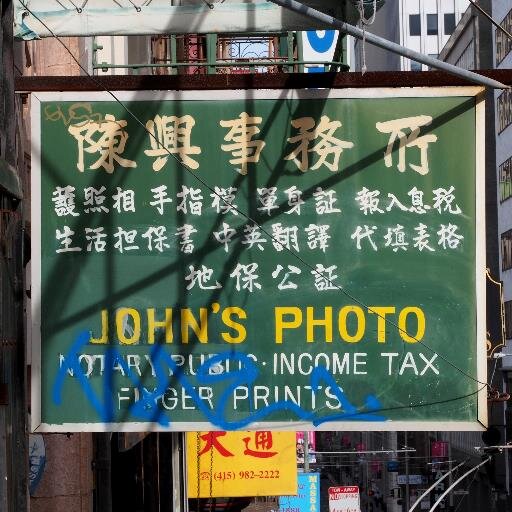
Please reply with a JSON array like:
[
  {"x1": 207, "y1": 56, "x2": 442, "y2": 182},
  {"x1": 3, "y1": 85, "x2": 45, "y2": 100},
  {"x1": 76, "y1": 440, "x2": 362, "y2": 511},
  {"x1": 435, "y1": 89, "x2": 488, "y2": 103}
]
[{"x1": 31, "y1": 88, "x2": 486, "y2": 432}]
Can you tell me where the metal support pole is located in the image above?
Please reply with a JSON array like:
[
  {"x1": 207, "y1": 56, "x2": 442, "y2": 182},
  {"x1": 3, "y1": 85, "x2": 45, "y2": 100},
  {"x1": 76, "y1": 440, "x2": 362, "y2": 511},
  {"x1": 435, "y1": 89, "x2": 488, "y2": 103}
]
[
  {"x1": 287, "y1": 31, "x2": 294, "y2": 73},
  {"x1": 170, "y1": 35, "x2": 177, "y2": 76},
  {"x1": 303, "y1": 431, "x2": 310, "y2": 473},
  {"x1": 173, "y1": 433, "x2": 188, "y2": 512},
  {"x1": 405, "y1": 434, "x2": 410, "y2": 512},
  {"x1": 268, "y1": 0, "x2": 509, "y2": 89},
  {"x1": 206, "y1": 34, "x2": 217, "y2": 75},
  {"x1": 279, "y1": 33, "x2": 288, "y2": 71},
  {"x1": 448, "y1": 442, "x2": 453, "y2": 511},
  {"x1": 296, "y1": 31, "x2": 304, "y2": 73}
]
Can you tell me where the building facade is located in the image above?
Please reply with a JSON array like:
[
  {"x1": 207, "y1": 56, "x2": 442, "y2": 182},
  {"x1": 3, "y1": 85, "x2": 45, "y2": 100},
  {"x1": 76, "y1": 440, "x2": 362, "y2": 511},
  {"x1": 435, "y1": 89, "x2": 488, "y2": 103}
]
[
  {"x1": 494, "y1": 3, "x2": 512, "y2": 363},
  {"x1": 6, "y1": 1, "x2": 511, "y2": 511},
  {"x1": 354, "y1": 0, "x2": 469, "y2": 71},
  {"x1": 439, "y1": 1, "x2": 512, "y2": 509},
  {"x1": 493, "y1": 2, "x2": 512, "y2": 504}
]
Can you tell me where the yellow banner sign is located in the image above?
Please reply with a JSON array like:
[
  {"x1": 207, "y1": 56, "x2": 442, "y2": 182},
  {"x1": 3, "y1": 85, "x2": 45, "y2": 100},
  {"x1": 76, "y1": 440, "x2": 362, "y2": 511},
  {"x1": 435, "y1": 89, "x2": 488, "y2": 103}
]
[{"x1": 187, "y1": 431, "x2": 297, "y2": 497}]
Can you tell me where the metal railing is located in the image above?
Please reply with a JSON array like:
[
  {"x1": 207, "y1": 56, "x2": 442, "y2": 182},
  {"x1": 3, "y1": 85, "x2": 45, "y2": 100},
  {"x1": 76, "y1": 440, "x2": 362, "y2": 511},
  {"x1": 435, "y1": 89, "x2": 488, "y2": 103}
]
[{"x1": 92, "y1": 33, "x2": 349, "y2": 75}]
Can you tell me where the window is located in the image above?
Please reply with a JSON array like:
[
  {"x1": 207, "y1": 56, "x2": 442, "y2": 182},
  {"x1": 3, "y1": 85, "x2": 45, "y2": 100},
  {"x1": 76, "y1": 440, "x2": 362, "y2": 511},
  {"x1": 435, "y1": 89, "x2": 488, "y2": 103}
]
[
  {"x1": 499, "y1": 156, "x2": 512, "y2": 202},
  {"x1": 502, "y1": 230, "x2": 512, "y2": 271},
  {"x1": 497, "y1": 89, "x2": 512, "y2": 133},
  {"x1": 444, "y1": 13, "x2": 456, "y2": 35},
  {"x1": 411, "y1": 60, "x2": 422, "y2": 71},
  {"x1": 496, "y1": 8, "x2": 512, "y2": 65},
  {"x1": 409, "y1": 14, "x2": 421, "y2": 36},
  {"x1": 506, "y1": 301, "x2": 512, "y2": 340},
  {"x1": 427, "y1": 14, "x2": 438, "y2": 35}
]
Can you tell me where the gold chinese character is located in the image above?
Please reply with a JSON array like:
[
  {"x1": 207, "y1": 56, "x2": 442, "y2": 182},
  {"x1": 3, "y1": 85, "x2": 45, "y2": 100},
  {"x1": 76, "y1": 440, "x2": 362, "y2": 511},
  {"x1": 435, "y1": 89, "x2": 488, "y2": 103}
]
[
  {"x1": 220, "y1": 112, "x2": 265, "y2": 175},
  {"x1": 68, "y1": 114, "x2": 136, "y2": 173},
  {"x1": 376, "y1": 115, "x2": 438, "y2": 175},
  {"x1": 285, "y1": 115, "x2": 354, "y2": 172},
  {"x1": 145, "y1": 114, "x2": 201, "y2": 171}
]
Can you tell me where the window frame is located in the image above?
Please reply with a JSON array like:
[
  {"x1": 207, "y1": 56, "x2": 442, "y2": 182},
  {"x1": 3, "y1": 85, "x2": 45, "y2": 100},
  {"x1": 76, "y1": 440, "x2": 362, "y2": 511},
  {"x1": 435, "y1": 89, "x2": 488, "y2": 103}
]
[
  {"x1": 505, "y1": 300, "x2": 512, "y2": 340},
  {"x1": 444, "y1": 13, "x2": 456, "y2": 36},
  {"x1": 409, "y1": 14, "x2": 421, "y2": 36},
  {"x1": 427, "y1": 14, "x2": 438, "y2": 36},
  {"x1": 502, "y1": 229, "x2": 512, "y2": 271},
  {"x1": 499, "y1": 156, "x2": 512, "y2": 202}
]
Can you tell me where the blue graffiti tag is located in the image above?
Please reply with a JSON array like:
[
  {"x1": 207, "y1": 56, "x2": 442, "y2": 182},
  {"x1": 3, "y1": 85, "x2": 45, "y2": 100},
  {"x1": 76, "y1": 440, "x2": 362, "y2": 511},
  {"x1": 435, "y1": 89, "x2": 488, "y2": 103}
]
[{"x1": 52, "y1": 331, "x2": 386, "y2": 428}]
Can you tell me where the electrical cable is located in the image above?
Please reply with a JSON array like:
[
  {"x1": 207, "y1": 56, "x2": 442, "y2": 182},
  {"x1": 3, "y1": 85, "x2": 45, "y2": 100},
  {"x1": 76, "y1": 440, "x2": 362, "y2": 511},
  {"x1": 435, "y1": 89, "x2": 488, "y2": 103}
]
[
  {"x1": 18, "y1": 1, "x2": 492, "y2": 396},
  {"x1": 318, "y1": 384, "x2": 487, "y2": 420}
]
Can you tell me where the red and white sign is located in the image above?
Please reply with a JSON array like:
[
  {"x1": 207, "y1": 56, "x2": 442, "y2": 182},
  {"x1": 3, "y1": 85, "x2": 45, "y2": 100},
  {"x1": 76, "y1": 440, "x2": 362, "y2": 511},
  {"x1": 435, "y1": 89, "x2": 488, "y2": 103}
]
[{"x1": 328, "y1": 486, "x2": 361, "y2": 512}]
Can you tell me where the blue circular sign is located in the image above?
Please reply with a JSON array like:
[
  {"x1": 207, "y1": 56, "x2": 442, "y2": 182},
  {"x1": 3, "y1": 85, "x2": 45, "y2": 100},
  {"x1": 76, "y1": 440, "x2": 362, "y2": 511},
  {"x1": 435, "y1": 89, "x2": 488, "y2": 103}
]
[{"x1": 306, "y1": 30, "x2": 336, "y2": 53}]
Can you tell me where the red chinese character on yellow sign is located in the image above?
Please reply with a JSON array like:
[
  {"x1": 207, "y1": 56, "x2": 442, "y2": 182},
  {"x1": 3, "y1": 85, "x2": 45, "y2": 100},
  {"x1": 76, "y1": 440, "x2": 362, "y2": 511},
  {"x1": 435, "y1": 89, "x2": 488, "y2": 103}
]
[
  {"x1": 242, "y1": 431, "x2": 278, "y2": 458},
  {"x1": 198, "y1": 432, "x2": 234, "y2": 457}
]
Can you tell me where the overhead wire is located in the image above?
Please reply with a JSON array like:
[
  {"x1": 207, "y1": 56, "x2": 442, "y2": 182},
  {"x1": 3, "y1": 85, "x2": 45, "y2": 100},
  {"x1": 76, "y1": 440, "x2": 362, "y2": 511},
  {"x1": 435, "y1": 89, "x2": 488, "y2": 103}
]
[
  {"x1": 17, "y1": 1, "x2": 493, "y2": 414},
  {"x1": 319, "y1": 384, "x2": 488, "y2": 419}
]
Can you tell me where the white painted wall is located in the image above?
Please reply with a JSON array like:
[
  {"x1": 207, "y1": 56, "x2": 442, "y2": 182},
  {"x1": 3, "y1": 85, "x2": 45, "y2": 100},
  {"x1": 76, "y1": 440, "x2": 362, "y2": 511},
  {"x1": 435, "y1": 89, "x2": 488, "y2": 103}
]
[
  {"x1": 94, "y1": 36, "x2": 129, "y2": 75},
  {"x1": 399, "y1": 0, "x2": 469, "y2": 70}
]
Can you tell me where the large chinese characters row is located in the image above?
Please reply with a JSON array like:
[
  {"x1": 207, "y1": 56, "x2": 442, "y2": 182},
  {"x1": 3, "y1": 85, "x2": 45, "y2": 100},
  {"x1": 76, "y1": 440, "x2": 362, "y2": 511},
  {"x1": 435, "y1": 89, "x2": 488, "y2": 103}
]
[{"x1": 65, "y1": 111, "x2": 437, "y2": 175}]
